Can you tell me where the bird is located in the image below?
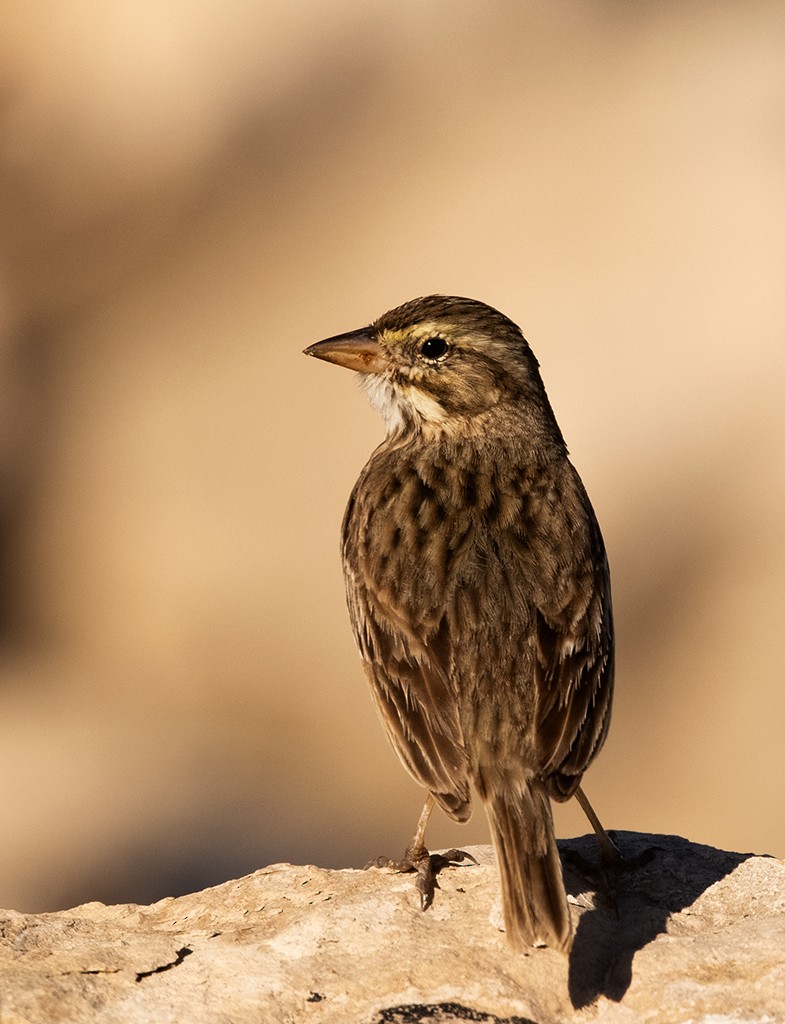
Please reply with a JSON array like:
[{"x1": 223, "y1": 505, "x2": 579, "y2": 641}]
[{"x1": 304, "y1": 295, "x2": 616, "y2": 953}]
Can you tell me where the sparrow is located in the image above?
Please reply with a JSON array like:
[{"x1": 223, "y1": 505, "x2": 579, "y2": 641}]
[{"x1": 304, "y1": 295, "x2": 616, "y2": 952}]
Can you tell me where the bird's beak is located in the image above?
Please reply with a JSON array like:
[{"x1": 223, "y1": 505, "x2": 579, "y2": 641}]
[{"x1": 303, "y1": 327, "x2": 386, "y2": 374}]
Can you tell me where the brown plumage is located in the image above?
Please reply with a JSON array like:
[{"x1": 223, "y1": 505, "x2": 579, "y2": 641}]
[{"x1": 304, "y1": 295, "x2": 614, "y2": 953}]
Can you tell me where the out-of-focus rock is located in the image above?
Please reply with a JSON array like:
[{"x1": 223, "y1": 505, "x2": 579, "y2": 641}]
[{"x1": 1, "y1": 834, "x2": 782, "y2": 1024}]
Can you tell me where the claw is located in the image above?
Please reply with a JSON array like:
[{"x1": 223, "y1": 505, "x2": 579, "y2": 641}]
[
  {"x1": 365, "y1": 846, "x2": 477, "y2": 912},
  {"x1": 415, "y1": 857, "x2": 436, "y2": 911},
  {"x1": 432, "y1": 848, "x2": 478, "y2": 868}
]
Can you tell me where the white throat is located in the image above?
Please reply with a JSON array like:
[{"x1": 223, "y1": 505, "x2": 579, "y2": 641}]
[{"x1": 359, "y1": 373, "x2": 449, "y2": 435}]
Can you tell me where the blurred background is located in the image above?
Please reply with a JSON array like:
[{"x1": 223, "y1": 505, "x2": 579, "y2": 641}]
[{"x1": 0, "y1": 1, "x2": 783, "y2": 914}]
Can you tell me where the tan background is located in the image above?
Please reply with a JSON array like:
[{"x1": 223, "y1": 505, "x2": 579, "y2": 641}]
[{"x1": 0, "y1": 1, "x2": 783, "y2": 914}]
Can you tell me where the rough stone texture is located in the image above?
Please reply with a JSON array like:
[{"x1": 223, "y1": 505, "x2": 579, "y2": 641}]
[{"x1": 0, "y1": 833, "x2": 782, "y2": 1024}]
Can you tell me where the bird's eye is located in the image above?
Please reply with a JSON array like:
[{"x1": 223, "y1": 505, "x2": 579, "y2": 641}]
[{"x1": 418, "y1": 336, "x2": 449, "y2": 361}]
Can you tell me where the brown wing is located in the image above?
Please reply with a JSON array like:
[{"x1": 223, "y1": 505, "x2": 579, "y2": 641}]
[
  {"x1": 343, "y1": 562, "x2": 472, "y2": 822},
  {"x1": 533, "y1": 537, "x2": 614, "y2": 801}
]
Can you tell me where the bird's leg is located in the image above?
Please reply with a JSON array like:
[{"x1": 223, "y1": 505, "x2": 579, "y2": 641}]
[
  {"x1": 561, "y1": 785, "x2": 623, "y2": 915},
  {"x1": 365, "y1": 794, "x2": 477, "y2": 910},
  {"x1": 402, "y1": 792, "x2": 435, "y2": 861},
  {"x1": 574, "y1": 785, "x2": 622, "y2": 869},
  {"x1": 567, "y1": 784, "x2": 655, "y2": 917}
]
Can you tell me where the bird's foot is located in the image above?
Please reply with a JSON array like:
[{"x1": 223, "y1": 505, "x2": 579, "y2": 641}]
[
  {"x1": 596, "y1": 830, "x2": 656, "y2": 874},
  {"x1": 365, "y1": 844, "x2": 477, "y2": 911},
  {"x1": 564, "y1": 832, "x2": 655, "y2": 915}
]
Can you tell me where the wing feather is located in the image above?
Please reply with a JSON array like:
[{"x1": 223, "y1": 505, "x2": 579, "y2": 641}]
[
  {"x1": 533, "y1": 547, "x2": 614, "y2": 799},
  {"x1": 344, "y1": 568, "x2": 471, "y2": 821}
]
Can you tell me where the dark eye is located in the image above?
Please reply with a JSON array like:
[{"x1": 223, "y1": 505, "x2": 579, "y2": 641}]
[{"x1": 418, "y1": 336, "x2": 449, "y2": 361}]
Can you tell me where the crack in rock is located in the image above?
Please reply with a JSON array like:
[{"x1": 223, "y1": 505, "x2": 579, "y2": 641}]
[
  {"x1": 135, "y1": 946, "x2": 193, "y2": 982},
  {"x1": 374, "y1": 1004, "x2": 539, "y2": 1024}
]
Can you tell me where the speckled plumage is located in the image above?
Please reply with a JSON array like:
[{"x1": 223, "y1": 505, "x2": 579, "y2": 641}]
[{"x1": 305, "y1": 295, "x2": 614, "y2": 952}]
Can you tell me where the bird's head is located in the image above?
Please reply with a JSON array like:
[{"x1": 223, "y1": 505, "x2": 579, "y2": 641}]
[{"x1": 304, "y1": 295, "x2": 563, "y2": 445}]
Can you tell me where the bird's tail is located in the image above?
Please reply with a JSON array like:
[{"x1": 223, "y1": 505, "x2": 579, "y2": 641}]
[{"x1": 483, "y1": 778, "x2": 573, "y2": 953}]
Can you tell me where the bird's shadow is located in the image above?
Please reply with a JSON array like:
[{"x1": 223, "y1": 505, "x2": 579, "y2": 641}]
[{"x1": 560, "y1": 830, "x2": 755, "y2": 1009}]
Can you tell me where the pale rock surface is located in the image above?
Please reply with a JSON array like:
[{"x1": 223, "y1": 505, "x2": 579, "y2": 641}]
[{"x1": 0, "y1": 833, "x2": 782, "y2": 1024}]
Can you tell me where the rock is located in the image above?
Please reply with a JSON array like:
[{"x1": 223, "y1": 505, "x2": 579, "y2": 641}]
[{"x1": 0, "y1": 833, "x2": 782, "y2": 1024}]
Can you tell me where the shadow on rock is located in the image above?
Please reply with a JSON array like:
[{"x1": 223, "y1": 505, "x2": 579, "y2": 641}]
[{"x1": 562, "y1": 830, "x2": 754, "y2": 1008}]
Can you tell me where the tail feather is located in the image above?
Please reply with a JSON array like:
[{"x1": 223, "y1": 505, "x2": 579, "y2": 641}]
[{"x1": 484, "y1": 779, "x2": 573, "y2": 953}]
